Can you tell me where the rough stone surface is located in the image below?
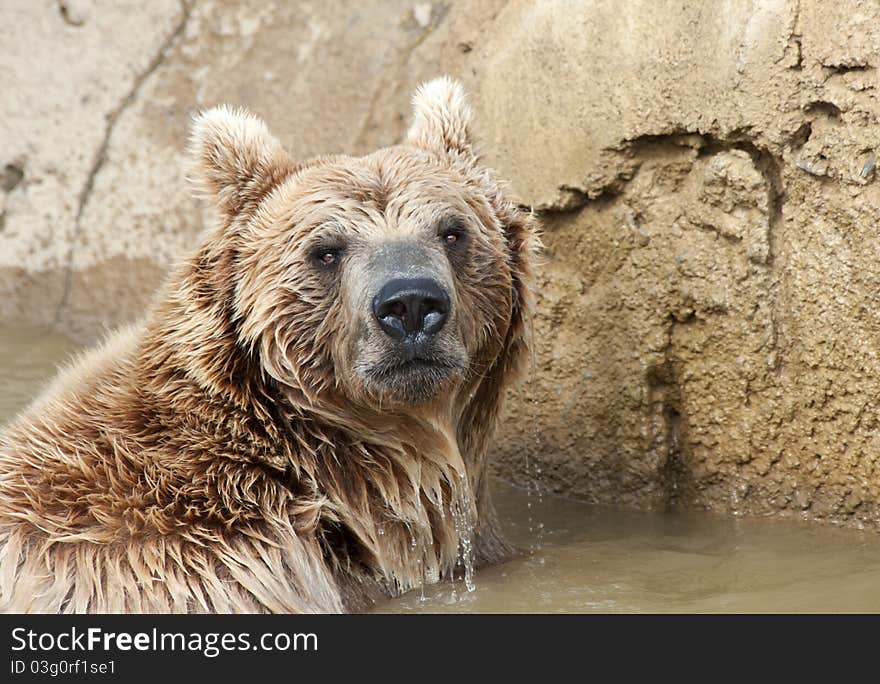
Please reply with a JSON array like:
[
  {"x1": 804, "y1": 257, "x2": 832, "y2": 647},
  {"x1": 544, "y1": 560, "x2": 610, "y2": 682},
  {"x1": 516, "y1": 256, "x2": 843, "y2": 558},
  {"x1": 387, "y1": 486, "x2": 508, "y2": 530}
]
[
  {"x1": 0, "y1": 0, "x2": 184, "y2": 329},
  {"x1": 6, "y1": 0, "x2": 880, "y2": 528}
]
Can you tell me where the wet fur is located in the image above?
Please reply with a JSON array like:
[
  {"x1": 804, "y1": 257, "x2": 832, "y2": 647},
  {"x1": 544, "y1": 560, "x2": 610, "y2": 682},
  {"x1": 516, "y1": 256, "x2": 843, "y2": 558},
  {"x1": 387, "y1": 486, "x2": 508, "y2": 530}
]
[{"x1": 0, "y1": 78, "x2": 539, "y2": 613}]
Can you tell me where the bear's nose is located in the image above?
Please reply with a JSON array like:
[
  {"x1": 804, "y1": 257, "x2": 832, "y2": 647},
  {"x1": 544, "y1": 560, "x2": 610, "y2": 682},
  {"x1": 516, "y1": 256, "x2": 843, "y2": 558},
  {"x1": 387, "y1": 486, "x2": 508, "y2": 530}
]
[{"x1": 372, "y1": 278, "x2": 450, "y2": 341}]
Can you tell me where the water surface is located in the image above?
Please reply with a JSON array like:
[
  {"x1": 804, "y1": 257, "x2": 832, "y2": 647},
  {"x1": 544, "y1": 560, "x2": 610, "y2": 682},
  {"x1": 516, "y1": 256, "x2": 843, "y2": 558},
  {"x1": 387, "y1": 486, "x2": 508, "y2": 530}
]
[
  {"x1": 380, "y1": 480, "x2": 880, "y2": 613},
  {"x1": 0, "y1": 325, "x2": 80, "y2": 425}
]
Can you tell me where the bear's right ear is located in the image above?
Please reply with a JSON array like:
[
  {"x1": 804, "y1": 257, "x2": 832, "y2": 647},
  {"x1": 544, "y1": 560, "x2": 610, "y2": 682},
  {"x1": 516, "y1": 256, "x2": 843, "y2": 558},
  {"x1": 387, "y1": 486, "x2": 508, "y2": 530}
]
[{"x1": 187, "y1": 105, "x2": 292, "y2": 217}]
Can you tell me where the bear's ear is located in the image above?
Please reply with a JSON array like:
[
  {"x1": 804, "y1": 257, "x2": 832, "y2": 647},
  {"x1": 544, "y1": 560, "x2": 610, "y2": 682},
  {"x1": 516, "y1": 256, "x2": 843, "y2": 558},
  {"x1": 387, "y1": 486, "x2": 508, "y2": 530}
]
[
  {"x1": 406, "y1": 76, "x2": 475, "y2": 158},
  {"x1": 188, "y1": 105, "x2": 292, "y2": 216}
]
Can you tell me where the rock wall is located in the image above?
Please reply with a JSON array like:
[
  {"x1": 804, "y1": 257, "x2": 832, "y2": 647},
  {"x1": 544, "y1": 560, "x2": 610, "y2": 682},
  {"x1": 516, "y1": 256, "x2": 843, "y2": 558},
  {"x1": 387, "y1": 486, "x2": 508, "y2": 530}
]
[{"x1": 5, "y1": 0, "x2": 880, "y2": 527}]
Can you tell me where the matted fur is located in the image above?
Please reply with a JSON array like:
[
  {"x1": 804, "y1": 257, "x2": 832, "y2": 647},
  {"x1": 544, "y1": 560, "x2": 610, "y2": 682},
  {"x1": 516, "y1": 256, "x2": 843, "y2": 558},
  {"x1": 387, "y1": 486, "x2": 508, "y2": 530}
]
[{"x1": 0, "y1": 78, "x2": 539, "y2": 613}]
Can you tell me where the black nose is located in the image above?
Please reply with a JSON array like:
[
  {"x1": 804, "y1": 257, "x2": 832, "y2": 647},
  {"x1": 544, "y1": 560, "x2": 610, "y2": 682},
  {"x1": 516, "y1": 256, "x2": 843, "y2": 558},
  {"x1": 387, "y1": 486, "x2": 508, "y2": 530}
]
[{"x1": 372, "y1": 278, "x2": 450, "y2": 340}]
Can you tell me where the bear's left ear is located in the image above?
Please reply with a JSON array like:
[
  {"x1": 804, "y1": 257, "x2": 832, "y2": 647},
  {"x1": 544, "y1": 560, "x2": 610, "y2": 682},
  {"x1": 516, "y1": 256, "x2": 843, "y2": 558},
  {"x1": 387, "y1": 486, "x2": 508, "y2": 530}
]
[
  {"x1": 406, "y1": 76, "x2": 476, "y2": 158},
  {"x1": 188, "y1": 105, "x2": 293, "y2": 217}
]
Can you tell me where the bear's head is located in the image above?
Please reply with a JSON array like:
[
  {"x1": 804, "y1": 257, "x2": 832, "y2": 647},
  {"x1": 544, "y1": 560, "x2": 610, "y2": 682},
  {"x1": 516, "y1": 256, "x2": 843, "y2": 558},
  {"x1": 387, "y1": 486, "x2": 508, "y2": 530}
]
[{"x1": 185, "y1": 78, "x2": 537, "y2": 421}]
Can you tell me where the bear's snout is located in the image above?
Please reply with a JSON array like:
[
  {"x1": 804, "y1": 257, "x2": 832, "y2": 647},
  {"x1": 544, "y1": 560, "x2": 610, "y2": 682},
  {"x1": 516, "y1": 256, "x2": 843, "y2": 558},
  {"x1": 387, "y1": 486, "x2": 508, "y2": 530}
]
[{"x1": 372, "y1": 277, "x2": 450, "y2": 349}]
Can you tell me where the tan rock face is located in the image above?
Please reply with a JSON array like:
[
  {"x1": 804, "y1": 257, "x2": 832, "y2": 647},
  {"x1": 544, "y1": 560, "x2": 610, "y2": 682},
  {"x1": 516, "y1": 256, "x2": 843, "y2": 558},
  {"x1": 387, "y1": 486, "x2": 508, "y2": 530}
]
[
  {"x1": 5, "y1": 0, "x2": 880, "y2": 527},
  {"x1": 0, "y1": 0, "x2": 184, "y2": 327}
]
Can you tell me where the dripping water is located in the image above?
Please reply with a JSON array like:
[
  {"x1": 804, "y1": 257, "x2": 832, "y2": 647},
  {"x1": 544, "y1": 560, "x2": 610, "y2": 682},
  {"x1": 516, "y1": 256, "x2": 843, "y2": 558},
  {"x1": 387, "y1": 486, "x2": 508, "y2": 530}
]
[
  {"x1": 523, "y1": 297, "x2": 548, "y2": 554},
  {"x1": 449, "y1": 473, "x2": 476, "y2": 593}
]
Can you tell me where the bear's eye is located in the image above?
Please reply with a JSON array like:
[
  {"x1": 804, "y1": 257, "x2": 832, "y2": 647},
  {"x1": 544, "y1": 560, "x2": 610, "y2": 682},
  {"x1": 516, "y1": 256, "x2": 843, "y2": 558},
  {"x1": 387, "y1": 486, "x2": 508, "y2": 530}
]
[
  {"x1": 440, "y1": 218, "x2": 466, "y2": 248},
  {"x1": 313, "y1": 247, "x2": 343, "y2": 268}
]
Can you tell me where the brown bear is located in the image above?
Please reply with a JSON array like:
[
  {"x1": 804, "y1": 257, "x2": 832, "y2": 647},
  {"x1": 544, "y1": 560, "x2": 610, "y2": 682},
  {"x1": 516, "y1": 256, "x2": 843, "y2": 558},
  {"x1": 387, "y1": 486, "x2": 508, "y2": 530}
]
[{"x1": 0, "y1": 78, "x2": 538, "y2": 613}]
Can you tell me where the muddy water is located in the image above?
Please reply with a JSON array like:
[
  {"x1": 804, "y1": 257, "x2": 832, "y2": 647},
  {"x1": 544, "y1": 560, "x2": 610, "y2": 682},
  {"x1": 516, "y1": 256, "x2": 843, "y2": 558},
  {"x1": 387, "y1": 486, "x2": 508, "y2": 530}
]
[
  {"x1": 0, "y1": 325, "x2": 81, "y2": 425},
  {"x1": 4, "y1": 325, "x2": 880, "y2": 613},
  {"x1": 381, "y1": 480, "x2": 880, "y2": 613}
]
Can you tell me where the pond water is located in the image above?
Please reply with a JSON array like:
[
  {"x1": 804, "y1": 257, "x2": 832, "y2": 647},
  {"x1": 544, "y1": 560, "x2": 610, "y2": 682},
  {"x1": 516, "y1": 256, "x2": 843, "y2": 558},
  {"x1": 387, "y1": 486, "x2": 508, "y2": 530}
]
[
  {"x1": 380, "y1": 480, "x2": 880, "y2": 613},
  {"x1": 4, "y1": 324, "x2": 880, "y2": 613},
  {"x1": 0, "y1": 325, "x2": 81, "y2": 426}
]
